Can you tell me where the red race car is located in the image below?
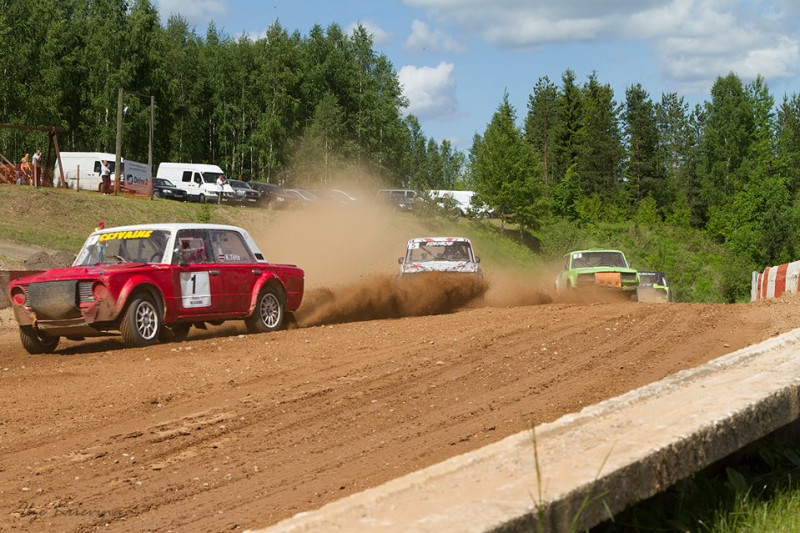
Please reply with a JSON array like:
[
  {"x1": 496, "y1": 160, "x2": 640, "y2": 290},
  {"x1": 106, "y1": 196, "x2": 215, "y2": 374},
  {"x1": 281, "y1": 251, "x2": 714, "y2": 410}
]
[{"x1": 8, "y1": 223, "x2": 304, "y2": 354}]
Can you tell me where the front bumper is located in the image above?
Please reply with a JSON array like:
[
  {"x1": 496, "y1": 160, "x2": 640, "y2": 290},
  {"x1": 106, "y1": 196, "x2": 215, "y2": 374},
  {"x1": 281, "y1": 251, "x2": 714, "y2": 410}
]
[{"x1": 11, "y1": 280, "x2": 118, "y2": 336}]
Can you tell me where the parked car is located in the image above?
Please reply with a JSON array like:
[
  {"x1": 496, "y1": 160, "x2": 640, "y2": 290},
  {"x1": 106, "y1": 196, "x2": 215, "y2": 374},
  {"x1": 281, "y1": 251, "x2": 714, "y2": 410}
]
[
  {"x1": 250, "y1": 182, "x2": 287, "y2": 209},
  {"x1": 281, "y1": 188, "x2": 322, "y2": 207},
  {"x1": 308, "y1": 188, "x2": 359, "y2": 204},
  {"x1": 378, "y1": 189, "x2": 416, "y2": 211},
  {"x1": 637, "y1": 271, "x2": 672, "y2": 302},
  {"x1": 7, "y1": 223, "x2": 305, "y2": 354},
  {"x1": 398, "y1": 237, "x2": 481, "y2": 277},
  {"x1": 555, "y1": 249, "x2": 639, "y2": 299},
  {"x1": 152, "y1": 177, "x2": 188, "y2": 201},
  {"x1": 227, "y1": 179, "x2": 262, "y2": 205}
]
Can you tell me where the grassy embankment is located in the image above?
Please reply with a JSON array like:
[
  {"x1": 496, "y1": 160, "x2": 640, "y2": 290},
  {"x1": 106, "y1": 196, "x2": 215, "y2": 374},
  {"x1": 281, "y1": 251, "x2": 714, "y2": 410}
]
[{"x1": 0, "y1": 185, "x2": 543, "y2": 274}]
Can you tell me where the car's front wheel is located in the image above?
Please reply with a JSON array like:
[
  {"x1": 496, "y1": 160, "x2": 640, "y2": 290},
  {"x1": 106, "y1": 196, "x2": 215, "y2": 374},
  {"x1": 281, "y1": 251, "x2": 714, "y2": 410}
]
[
  {"x1": 120, "y1": 293, "x2": 161, "y2": 347},
  {"x1": 19, "y1": 326, "x2": 59, "y2": 354},
  {"x1": 245, "y1": 285, "x2": 285, "y2": 333}
]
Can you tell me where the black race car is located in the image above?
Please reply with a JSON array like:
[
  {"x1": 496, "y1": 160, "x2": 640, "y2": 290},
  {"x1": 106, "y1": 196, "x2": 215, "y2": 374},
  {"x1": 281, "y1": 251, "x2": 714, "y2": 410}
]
[{"x1": 152, "y1": 178, "x2": 188, "y2": 201}]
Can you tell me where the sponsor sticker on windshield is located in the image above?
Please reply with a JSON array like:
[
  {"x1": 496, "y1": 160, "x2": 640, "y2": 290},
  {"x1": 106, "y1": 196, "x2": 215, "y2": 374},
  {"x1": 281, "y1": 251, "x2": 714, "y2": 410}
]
[{"x1": 99, "y1": 230, "x2": 154, "y2": 242}]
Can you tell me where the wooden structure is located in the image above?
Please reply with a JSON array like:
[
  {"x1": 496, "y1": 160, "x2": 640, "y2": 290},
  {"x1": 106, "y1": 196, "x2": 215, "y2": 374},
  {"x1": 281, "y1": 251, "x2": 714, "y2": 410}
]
[{"x1": 0, "y1": 124, "x2": 65, "y2": 187}]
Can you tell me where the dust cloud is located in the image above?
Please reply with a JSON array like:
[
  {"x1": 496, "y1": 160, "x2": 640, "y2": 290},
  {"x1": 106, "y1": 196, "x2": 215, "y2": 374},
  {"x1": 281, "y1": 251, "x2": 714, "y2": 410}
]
[
  {"x1": 297, "y1": 272, "x2": 489, "y2": 327},
  {"x1": 245, "y1": 195, "x2": 554, "y2": 328},
  {"x1": 248, "y1": 200, "x2": 413, "y2": 289}
]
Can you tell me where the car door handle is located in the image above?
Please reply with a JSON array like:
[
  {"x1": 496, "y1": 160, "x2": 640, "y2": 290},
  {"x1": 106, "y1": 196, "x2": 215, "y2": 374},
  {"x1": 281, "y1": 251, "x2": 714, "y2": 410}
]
[
  {"x1": 209, "y1": 270, "x2": 220, "y2": 276},
  {"x1": 252, "y1": 269, "x2": 262, "y2": 275}
]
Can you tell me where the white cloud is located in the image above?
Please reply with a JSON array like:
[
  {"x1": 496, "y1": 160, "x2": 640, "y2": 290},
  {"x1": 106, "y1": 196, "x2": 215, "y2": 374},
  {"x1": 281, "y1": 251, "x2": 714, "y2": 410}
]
[
  {"x1": 346, "y1": 20, "x2": 389, "y2": 45},
  {"x1": 405, "y1": 20, "x2": 465, "y2": 54},
  {"x1": 156, "y1": 0, "x2": 226, "y2": 24},
  {"x1": 404, "y1": 0, "x2": 800, "y2": 93},
  {"x1": 398, "y1": 62, "x2": 458, "y2": 120}
]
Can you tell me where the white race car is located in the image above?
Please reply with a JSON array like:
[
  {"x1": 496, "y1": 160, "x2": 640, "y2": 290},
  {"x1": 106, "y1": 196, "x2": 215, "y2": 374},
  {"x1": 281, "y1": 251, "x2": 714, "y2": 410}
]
[{"x1": 398, "y1": 237, "x2": 481, "y2": 277}]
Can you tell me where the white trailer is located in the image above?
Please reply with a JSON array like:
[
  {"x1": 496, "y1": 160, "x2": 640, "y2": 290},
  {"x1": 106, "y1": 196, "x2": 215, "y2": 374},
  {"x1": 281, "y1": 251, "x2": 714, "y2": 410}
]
[{"x1": 54, "y1": 152, "x2": 121, "y2": 192}]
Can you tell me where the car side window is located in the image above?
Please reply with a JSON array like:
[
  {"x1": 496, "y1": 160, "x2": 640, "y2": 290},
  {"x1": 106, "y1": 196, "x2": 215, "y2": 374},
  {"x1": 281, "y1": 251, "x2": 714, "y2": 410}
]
[
  {"x1": 209, "y1": 230, "x2": 255, "y2": 263},
  {"x1": 174, "y1": 229, "x2": 210, "y2": 264},
  {"x1": 182, "y1": 171, "x2": 191, "y2": 183},
  {"x1": 194, "y1": 172, "x2": 202, "y2": 185}
]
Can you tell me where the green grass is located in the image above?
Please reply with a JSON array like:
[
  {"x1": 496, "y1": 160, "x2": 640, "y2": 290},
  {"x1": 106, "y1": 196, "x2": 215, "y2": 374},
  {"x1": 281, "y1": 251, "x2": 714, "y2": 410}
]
[
  {"x1": 593, "y1": 443, "x2": 800, "y2": 532},
  {"x1": 0, "y1": 185, "x2": 230, "y2": 252}
]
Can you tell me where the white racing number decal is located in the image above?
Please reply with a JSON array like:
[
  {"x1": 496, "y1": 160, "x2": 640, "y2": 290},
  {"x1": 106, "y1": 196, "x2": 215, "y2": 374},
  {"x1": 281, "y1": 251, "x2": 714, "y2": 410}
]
[{"x1": 180, "y1": 271, "x2": 211, "y2": 308}]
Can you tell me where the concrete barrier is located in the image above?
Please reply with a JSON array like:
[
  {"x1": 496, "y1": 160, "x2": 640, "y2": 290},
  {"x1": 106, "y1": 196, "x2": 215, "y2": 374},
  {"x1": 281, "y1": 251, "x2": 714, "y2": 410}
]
[
  {"x1": 250, "y1": 329, "x2": 800, "y2": 533},
  {"x1": 0, "y1": 270, "x2": 43, "y2": 308}
]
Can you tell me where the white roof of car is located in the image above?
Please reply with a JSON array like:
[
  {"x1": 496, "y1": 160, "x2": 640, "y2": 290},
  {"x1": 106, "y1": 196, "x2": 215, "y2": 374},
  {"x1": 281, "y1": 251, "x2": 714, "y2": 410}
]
[
  {"x1": 407, "y1": 236, "x2": 472, "y2": 244},
  {"x1": 94, "y1": 223, "x2": 248, "y2": 234}
]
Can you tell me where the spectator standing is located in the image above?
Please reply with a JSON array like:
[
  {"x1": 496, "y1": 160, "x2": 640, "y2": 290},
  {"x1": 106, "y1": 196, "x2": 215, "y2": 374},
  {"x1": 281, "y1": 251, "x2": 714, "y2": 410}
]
[
  {"x1": 20, "y1": 154, "x2": 31, "y2": 185},
  {"x1": 31, "y1": 149, "x2": 42, "y2": 188},
  {"x1": 100, "y1": 159, "x2": 111, "y2": 195},
  {"x1": 216, "y1": 174, "x2": 227, "y2": 204},
  {"x1": 93, "y1": 221, "x2": 106, "y2": 262}
]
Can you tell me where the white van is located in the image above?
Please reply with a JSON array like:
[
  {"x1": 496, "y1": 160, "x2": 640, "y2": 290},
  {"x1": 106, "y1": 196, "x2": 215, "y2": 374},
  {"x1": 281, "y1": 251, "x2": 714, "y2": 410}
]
[
  {"x1": 429, "y1": 190, "x2": 474, "y2": 216},
  {"x1": 156, "y1": 162, "x2": 234, "y2": 203},
  {"x1": 428, "y1": 190, "x2": 494, "y2": 217},
  {"x1": 54, "y1": 152, "x2": 121, "y2": 192}
]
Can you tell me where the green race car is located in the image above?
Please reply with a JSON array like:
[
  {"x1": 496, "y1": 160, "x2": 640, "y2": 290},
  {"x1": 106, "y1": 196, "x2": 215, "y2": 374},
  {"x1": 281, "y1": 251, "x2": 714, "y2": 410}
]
[{"x1": 555, "y1": 249, "x2": 639, "y2": 299}]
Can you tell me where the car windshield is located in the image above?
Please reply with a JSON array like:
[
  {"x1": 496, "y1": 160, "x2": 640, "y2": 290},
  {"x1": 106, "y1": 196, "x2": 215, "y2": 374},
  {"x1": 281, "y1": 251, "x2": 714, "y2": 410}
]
[
  {"x1": 202, "y1": 172, "x2": 225, "y2": 184},
  {"x1": 407, "y1": 241, "x2": 472, "y2": 262},
  {"x1": 229, "y1": 180, "x2": 249, "y2": 188},
  {"x1": 640, "y1": 272, "x2": 666, "y2": 285},
  {"x1": 74, "y1": 229, "x2": 171, "y2": 266},
  {"x1": 156, "y1": 178, "x2": 176, "y2": 187},
  {"x1": 571, "y1": 251, "x2": 627, "y2": 269}
]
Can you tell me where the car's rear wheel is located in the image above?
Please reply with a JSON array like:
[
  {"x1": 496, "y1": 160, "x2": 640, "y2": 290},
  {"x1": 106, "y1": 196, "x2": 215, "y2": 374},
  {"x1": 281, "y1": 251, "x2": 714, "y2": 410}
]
[
  {"x1": 245, "y1": 285, "x2": 284, "y2": 333},
  {"x1": 199, "y1": 193, "x2": 206, "y2": 204},
  {"x1": 19, "y1": 326, "x2": 59, "y2": 354},
  {"x1": 120, "y1": 293, "x2": 161, "y2": 347}
]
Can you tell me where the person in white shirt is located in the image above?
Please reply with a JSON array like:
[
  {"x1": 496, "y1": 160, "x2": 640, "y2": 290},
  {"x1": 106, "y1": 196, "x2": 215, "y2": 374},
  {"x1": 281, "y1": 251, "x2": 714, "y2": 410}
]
[
  {"x1": 100, "y1": 160, "x2": 111, "y2": 195},
  {"x1": 216, "y1": 175, "x2": 227, "y2": 204}
]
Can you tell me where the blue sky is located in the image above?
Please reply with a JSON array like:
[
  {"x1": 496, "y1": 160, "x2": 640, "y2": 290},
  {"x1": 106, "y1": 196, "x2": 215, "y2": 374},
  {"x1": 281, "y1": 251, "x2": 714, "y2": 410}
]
[{"x1": 154, "y1": 0, "x2": 800, "y2": 150}]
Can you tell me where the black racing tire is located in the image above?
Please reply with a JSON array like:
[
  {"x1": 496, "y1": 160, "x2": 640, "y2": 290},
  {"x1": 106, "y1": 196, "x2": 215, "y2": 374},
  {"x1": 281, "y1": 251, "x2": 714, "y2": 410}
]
[
  {"x1": 245, "y1": 285, "x2": 285, "y2": 333},
  {"x1": 19, "y1": 326, "x2": 59, "y2": 354},
  {"x1": 120, "y1": 293, "x2": 161, "y2": 347}
]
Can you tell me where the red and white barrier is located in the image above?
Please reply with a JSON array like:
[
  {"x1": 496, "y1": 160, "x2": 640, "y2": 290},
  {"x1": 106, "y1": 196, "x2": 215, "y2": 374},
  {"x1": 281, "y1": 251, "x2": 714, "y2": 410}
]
[{"x1": 751, "y1": 261, "x2": 800, "y2": 301}]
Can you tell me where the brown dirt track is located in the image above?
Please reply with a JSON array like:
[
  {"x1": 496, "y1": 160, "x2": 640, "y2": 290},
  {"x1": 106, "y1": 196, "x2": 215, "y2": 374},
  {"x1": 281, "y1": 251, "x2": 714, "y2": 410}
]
[{"x1": 2, "y1": 293, "x2": 800, "y2": 532}]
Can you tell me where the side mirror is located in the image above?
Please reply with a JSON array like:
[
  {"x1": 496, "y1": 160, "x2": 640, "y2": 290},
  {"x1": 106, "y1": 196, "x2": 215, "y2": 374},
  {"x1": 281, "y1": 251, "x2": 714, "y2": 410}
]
[
  {"x1": 475, "y1": 256, "x2": 481, "y2": 263},
  {"x1": 397, "y1": 257, "x2": 404, "y2": 264}
]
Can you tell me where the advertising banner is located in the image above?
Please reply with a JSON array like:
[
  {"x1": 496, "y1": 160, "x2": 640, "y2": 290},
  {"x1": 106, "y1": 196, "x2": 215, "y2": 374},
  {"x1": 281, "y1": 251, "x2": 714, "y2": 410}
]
[{"x1": 122, "y1": 160, "x2": 150, "y2": 196}]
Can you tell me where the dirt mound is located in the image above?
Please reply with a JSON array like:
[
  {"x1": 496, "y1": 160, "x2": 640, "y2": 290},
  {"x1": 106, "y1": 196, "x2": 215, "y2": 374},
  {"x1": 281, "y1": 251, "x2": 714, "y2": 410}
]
[
  {"x1": 297, "y1": 272, "x2": 488, "y2": 326},
  {"x1": 21, "y1": 250, "x2": 75, "y2": 270}
]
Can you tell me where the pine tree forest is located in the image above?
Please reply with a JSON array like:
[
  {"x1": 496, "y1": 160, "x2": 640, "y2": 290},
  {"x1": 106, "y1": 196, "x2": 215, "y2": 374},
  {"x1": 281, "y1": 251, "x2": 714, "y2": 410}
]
[{"x1": 3, "y1": 0, "x2": 800, "y2": 302}]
